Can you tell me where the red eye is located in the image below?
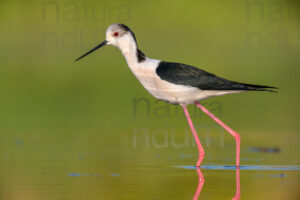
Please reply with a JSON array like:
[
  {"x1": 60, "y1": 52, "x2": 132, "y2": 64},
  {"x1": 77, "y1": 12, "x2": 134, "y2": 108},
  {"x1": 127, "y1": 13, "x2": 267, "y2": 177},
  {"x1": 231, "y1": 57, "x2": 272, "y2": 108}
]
[{"x1": 113, "y1": 32, "x2": 119, "y2": 37}]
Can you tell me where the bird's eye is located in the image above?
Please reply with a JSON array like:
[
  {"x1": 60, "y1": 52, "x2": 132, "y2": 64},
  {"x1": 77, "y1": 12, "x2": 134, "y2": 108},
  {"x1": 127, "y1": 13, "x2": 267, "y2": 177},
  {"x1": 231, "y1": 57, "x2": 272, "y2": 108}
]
[{"x1": 113, "y1": 32, "x2": 119, "y2": 37}]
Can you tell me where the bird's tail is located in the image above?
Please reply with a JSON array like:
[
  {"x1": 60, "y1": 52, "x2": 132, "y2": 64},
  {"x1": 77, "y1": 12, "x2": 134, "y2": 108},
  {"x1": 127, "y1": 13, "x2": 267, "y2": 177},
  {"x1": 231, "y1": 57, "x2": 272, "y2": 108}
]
[{"x1": 237, "y1": 83, "x2": 278, "y2": 93}]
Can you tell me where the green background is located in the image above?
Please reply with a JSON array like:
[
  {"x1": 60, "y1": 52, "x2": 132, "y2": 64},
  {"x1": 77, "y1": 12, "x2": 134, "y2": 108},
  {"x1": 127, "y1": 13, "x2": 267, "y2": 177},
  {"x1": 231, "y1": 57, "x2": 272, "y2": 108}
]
[{"x1": 0, "y1": 0, "x2": 299, "y2": 199}]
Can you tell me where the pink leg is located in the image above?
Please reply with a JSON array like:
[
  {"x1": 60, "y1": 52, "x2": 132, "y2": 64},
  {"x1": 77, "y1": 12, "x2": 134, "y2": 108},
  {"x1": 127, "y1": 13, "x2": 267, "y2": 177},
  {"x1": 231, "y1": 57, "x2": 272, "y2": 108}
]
[
  {"x1": 195, "y1": 102, "x2": 240, "y2": 166},
  {"x1": 182, "y1": 104, "x2": 205, "y2": 167},
  {"x1": 193, "y1": 168, "x2": 205, "y2": 200}
]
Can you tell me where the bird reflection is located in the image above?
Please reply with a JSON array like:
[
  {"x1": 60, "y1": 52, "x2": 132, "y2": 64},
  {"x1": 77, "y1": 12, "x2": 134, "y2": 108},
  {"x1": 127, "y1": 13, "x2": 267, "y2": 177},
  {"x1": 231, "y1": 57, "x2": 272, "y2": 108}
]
[{"x1": 193, "y1": 167, "x2": 240, "y2": 200}]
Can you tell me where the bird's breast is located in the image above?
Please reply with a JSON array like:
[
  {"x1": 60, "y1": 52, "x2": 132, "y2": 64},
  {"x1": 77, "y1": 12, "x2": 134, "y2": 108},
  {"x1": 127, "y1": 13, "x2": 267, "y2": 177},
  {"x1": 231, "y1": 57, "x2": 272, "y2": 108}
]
[{"x1": 128, "y1": 60, "x2": 199, "y2": 104}]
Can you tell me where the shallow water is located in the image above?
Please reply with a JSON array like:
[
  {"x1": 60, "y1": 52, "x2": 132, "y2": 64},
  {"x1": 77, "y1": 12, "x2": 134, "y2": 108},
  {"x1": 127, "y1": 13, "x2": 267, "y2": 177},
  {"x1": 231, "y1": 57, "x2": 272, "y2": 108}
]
[
  {"x1": 1, "y1": 164, "x2": 299, "y2": 200},
  {"x1": 1, "y1": 135, "x2": 299, "y2": 200}
]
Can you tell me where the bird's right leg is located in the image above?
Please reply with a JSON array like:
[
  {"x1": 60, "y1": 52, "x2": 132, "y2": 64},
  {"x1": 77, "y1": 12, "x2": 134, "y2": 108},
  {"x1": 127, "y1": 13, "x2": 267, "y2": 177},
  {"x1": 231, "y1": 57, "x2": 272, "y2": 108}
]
[
  {"x1": 195, "y1": 102, "x2": 240, "y2": 166},
  {"x1": 181, "y1": 104, "x2": 205, "y2": 167}
]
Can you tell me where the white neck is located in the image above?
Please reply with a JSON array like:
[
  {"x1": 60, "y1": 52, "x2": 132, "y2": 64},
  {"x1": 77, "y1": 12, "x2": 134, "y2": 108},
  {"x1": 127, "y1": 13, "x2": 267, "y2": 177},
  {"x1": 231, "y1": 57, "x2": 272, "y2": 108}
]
[
  {"x1": 121, "y1": 46, "x2": 140, "y2": 68},
  {"x1": 113, "y1": 34, "x2": 143, "y2": 70},
  {"x1": 115, "y1": 35, "x2": 159, "y2": 73}
]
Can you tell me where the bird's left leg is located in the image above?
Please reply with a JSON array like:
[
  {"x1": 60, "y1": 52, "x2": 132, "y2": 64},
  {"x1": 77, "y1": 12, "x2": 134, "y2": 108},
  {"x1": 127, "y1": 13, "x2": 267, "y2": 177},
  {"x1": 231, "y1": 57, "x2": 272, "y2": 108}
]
[
  {"x1": 195, "y1": 102, "x2": 240, "y2": 166},
  {"x1": 182, "y1": 104, "x2": 205, "y2": 167}
]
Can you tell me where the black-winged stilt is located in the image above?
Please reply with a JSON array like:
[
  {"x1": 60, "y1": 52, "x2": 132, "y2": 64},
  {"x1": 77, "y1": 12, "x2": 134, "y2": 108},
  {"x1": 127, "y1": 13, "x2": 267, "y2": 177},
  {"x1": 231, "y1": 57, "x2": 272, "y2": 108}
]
[{"x1": 75, "y1": 23, "x2": 277, "y2": 167}]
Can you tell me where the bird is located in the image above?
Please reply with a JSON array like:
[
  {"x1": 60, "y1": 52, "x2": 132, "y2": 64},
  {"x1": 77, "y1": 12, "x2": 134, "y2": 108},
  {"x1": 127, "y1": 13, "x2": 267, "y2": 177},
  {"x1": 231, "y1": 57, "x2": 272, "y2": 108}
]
[{"x1": 75, "y1": 23, "x2": 277, "y2": 167}]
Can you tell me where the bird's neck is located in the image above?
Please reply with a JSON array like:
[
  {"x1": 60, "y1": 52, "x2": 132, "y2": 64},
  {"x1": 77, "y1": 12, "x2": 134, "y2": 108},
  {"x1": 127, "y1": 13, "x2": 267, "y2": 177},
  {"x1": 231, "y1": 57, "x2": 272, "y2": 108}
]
[{"x1": 120, "y1": 42, "x2": 146, "y2": 69}]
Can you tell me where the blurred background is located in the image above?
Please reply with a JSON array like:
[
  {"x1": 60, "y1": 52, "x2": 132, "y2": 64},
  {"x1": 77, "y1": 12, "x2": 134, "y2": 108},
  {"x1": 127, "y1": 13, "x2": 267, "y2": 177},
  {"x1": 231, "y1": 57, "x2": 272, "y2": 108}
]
[{"x1": 0, "y1": 0, "x2": 299, "y2": 199}]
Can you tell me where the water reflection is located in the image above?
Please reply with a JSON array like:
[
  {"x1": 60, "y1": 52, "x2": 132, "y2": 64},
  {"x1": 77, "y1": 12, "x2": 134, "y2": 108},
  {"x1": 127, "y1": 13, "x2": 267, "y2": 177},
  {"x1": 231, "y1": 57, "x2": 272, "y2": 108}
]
[
  {"x1": 232, "y1": 168, "x2": 240, "y2": 200},
  {"x1": 193, "y1": 168, "x2": 240, "y2": 200},
  {"x1": 193, "y1": 168, "x2": 205, "y2": 200}
]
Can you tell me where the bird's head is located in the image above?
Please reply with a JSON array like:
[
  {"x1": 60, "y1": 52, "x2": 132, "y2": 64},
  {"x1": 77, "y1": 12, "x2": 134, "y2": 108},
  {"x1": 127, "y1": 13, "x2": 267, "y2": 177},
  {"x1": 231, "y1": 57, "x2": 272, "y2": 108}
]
[
  {"x1": 75, "y1": 23, "x2": 137, "y2": 61},
  {"x1": 106, "y1": 23, "x2": 137, "y2": 50}
]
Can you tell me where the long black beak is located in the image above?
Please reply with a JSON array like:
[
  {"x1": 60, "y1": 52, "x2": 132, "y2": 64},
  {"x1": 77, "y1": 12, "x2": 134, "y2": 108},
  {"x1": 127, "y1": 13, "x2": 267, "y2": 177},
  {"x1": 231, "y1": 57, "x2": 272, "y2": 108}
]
[{"x1": 75, "y1": 40, "x2": 108, "y2": 62}]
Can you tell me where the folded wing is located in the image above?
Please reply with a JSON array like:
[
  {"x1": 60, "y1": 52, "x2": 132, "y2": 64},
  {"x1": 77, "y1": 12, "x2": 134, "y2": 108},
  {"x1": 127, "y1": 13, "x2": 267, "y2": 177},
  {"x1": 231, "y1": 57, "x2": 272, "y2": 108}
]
[{"x1": 156, "y1": 61, "x2": 277, "y2": 92}]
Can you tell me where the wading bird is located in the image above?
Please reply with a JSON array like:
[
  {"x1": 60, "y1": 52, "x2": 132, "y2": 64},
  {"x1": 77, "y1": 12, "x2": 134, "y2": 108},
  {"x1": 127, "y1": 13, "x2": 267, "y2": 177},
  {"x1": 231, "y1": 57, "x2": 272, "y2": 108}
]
[{"x1": 75, "y1": 23, "x2": 277, "y2": 167}]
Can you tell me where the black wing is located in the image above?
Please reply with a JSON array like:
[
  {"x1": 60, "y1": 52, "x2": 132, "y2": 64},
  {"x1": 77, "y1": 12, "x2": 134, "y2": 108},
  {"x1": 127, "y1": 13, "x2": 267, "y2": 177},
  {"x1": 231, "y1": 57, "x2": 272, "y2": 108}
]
[{"x1": 156, "y1": 61, "x2": 277, "y2": 92}]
